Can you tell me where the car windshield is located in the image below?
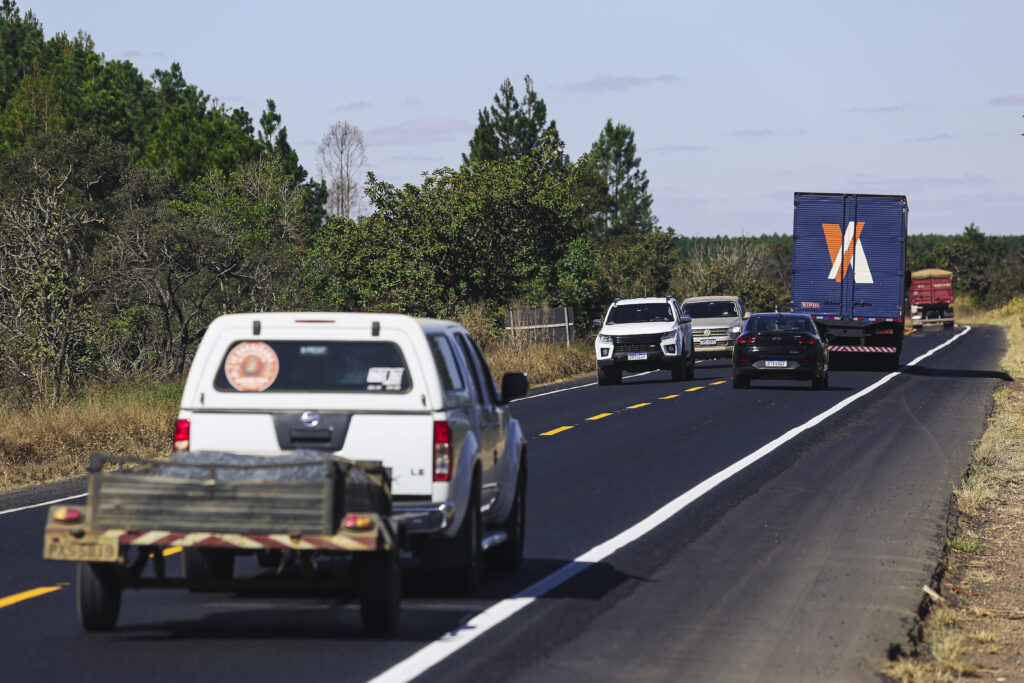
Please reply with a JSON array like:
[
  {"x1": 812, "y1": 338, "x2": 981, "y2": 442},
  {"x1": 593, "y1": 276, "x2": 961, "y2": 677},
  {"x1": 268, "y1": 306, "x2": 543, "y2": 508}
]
[
  {"x1": 214, "y1": 340, "x2": 412, "y2": 393},
  {"x1": 607, "y1": 303, "x2": 674, "y2": 324},
  {"x1": 747, "y1": 316, "x2": 813, "y2": 333},
  {"x1": 682, "y1": 301, "x2": 737, "y2": 318}
]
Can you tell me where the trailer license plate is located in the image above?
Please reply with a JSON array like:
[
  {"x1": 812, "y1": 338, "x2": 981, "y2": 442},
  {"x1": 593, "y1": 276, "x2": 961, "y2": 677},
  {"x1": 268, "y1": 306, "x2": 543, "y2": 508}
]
[
  {"x1": 44, "y1": 537, "x2": 118, "y2": 562},
  {"x1": 764, "y1": 360, "x2": 787, "y2": 368},
  {"x1": 627, "y1": 353, "x2": 647, "y2": 361}
]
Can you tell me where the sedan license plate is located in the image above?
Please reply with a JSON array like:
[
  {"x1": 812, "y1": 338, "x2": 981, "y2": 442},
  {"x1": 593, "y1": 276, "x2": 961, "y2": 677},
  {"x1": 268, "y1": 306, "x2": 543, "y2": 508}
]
[
  {"x1": 44, "y1": 536, "x2": 118, "y2": 562},
  {"x1": 627, "y1": 352, "x2": 647, "y2": 361},
  {"x1": 699, "y1": 338, "x2": 717, "y2": 346},
  {"x1": 764, "y1": 360, "x2": 788, "y2": 368}
]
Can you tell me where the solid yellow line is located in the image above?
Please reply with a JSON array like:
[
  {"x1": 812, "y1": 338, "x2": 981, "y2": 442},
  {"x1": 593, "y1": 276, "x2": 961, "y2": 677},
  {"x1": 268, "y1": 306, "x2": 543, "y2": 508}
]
[
  {"x1": 541, "y1": 426, "x2": 574, "y2": 436},
  {"x1": 710, "y1": 381, "x2": 726, "y2": 386},
  {"x1": 686, "y1": 386, "x2": 704, "y2": 392},
  {"x1": 627, "y1": 403, "x2": 650, "y2": 409},
  {"x1": 659, "y1": 394, "x2": 680, "y2": 400},
  {"x1": 0, "y1": 584, "x2": 64, "y2": 609},
  {"x1": 586, "y1": 413, "x2": 613, "y2": 421}
]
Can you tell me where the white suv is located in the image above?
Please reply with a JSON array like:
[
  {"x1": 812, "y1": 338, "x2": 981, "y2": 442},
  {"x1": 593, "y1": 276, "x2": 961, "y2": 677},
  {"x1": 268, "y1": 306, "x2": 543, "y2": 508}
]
[
  {"x1": 594, "y1": 297, "x2": 694, "y2": 385},
  {"x1": 175, "y1": 312, "x2": 530, "y2": 590}
]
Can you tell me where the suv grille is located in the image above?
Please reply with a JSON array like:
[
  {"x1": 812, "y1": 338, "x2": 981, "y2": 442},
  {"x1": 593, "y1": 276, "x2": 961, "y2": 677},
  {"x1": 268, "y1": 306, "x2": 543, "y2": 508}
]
[{"x1": 613, "y1": 333, "x2": 662, "y2": 353}]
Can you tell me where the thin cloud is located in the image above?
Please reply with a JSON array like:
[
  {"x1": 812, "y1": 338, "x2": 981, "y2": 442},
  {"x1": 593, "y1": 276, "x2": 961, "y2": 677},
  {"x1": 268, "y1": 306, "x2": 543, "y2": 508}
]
[
  {"x1": 565, "y1": 74, "x2": 679, "y2": 93},
  {"x1": 383, "y1": 154, "x2": 444, "y2": 163},
  {"x1": 119, "y1": 50, "x2": 169, "y2": 60},
  {"x1": 990, "y1": 95, "x2": 1024, "y2": 106},
  {"x1": 728, "y1": 129, "x2": 772, "y2": 138},
  {"x1": 332, "y1": 100, "x2": 372, "y2": 112},
  {"x1": 650, "y1": 144, "x2": 709, "y2": 152},
  {"x1": 845, "y1": 105, "x2": 902, "y2": 114},
  {"x1": 367, "y1": 118, "x2": 473, "y2": 146},
  {"x1": 908, "y1": 134, "x2": 954, "y2": 143}
]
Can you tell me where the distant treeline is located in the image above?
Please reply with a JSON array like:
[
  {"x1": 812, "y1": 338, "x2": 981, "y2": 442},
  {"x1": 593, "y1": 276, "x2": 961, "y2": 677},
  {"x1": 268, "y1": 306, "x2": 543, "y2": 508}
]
[{"x1": 1, "y1": 2, "x2": 1020, "y2": 405}]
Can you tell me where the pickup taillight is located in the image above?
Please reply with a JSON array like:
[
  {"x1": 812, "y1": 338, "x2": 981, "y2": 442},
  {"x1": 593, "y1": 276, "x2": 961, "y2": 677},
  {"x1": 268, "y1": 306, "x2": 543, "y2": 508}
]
[
  {"x1": 173, "y1": 419, "x2": 190, "y2": 452},
  {"x1": 433, "y1": 421, "x2": 451, "y2": 482}
]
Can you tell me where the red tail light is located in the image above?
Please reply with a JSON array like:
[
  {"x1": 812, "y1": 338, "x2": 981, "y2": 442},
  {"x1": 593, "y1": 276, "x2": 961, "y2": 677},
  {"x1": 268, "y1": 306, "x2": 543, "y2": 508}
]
[
  {"x1": 794, "y1": 335, "x2": 815, "y2": 344},
  {"x1": 737, "y1": 335, "x2": 756, "y2": 344},
  {"x1": 173, "y1": 419, "x2": 190, "y2": 452},
  {"x1": 433, "y1": 421, "x2": 451, "y2": 482}
]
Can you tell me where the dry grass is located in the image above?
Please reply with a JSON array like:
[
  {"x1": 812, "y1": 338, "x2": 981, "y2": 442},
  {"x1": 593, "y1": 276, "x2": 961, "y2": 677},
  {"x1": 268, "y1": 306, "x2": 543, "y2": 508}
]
[
  {"x1": 886, "y1": 297, "x2": 1024, "y2": 680},
  {"x1": 484, "y1": 339, "x2": 595, "y2": 387},
  {"x1": 0, "y1": 383, "x2": 180, "y2": 491}
]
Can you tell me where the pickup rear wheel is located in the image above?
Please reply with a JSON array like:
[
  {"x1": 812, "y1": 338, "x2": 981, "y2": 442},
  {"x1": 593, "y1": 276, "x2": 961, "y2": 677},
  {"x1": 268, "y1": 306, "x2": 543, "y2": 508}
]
[
  {"x1": 182, "y1": 548, "x2": 235, "y2": 585},
  {"x1": 485, "y1": 456, "x2": 527, "y2": 571},
  {"x1": 453, "y1": 473, "x2": 483, "y2": 594},
  {"x1": 357, "y1": 549, "x2": 401, "y2": 635},
  {"x1": 77, "y1": 562, "x2": 121, "y2": 631}
]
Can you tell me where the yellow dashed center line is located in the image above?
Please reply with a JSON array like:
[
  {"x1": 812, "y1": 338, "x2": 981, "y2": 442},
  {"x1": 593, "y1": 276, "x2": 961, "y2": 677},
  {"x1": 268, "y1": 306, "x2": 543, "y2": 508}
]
[
  {"x1": 710, "y1": 380, "x2": 726, "y2": 386},
  {"x1": 659, "y1": 394, "x2": 679, "y2": 400},
  {"x1": 0, "y1": 584, "x2": 65, "y2": 609},
  {"x1": 686, "y1": 386, "x2": 704, "y2": 392},
  {"x1": 627, "y1": 403, "x2": 650, "y2": 409},
  {"x1": 541, "y1": 425, "x2": 574, "y2": 436},
  {"x1": 587, "y1": 413, "x2": 613, "y2": 421},
  {"x1": 163, "y1": 546, "x2": 182, "y2": 557}
]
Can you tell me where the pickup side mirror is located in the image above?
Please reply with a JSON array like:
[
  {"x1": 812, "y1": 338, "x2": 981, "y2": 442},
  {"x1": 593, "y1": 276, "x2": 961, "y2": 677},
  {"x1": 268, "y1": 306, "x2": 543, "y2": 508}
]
[
  {"x1": 743, "y1": 311, "x2": 750, "y2": 319},
  {"x1": 591, "y1": 318, "x2": 602, "y2": 331},
  {"x1": 500, "y1": 372, "x2": 530, "y2": 403},
  {"x1": 678, "y1": 316, "x2": 691, "y2": 325}
]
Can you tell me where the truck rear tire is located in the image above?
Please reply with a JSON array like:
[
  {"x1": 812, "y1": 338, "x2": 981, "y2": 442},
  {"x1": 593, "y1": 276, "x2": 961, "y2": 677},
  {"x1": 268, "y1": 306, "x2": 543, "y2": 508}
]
[
  {"x1": 485, "y1": 456, "x2": 526, "y2": 571},
  {"x1": 182, "y1": 548, "x2": 235, "y2": 583},
  {"x1": 357, "y1": 549, "x2": 401, "y2": 635},
  {"x1": 77, "y1": 562, "x2": 121, "y2": 631}
]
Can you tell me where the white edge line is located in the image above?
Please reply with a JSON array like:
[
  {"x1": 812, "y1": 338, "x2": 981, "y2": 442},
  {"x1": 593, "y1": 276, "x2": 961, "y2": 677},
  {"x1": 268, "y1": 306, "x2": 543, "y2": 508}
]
[
  {"x1": 0, "y1": 492, "x2": 87, "y2": 516},
  {"x1": 368, "y1": 326, "x2": 973, "y2": 683}
]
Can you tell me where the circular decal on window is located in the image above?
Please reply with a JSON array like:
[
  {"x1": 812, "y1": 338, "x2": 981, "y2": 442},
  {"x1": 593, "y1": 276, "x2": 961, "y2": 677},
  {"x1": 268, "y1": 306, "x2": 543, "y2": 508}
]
[{"x1": 224, "y1": 341, "x2": 279, "y2": 392}]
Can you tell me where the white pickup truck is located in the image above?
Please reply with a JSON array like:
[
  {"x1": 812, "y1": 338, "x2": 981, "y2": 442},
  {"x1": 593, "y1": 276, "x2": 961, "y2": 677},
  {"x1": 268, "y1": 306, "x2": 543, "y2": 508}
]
[{"x1": 44, "y1": 312, "x2": 529, "y2": 634}]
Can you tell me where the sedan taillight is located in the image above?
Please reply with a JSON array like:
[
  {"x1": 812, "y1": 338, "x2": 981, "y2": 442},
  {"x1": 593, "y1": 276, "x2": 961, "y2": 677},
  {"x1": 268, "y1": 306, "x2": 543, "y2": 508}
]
[
  {"x1": 737, "y1": 335, "x2": 756, "y2": 344},
  {"x1": 794, "y1": 334, "x2": 816, "y2": 344}
]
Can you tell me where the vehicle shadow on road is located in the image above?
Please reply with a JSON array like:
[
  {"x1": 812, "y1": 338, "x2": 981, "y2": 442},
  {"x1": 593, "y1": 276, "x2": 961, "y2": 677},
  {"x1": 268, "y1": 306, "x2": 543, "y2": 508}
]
[{"x1": 903, "y1": 365, "x2": 1013, "y2": 382}]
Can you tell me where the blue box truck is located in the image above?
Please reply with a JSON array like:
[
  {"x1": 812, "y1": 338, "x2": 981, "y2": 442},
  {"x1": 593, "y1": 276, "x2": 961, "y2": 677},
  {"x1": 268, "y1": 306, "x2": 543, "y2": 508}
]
[{"x1": 791, "y1": 193, "x2": 908, "y2": 370}]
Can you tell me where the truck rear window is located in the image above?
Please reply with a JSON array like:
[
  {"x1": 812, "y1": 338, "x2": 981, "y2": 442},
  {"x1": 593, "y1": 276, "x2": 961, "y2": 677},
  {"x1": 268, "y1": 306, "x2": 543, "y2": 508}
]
[{"x1": 214, "y1": 340, "x2": 411, "y2": 393}]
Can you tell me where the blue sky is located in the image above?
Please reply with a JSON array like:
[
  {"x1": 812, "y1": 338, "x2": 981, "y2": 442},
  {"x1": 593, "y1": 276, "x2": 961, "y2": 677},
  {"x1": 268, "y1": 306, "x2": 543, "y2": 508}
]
[{"x1": 20, "y1": 0, "x2": 1024, "y2": 236}]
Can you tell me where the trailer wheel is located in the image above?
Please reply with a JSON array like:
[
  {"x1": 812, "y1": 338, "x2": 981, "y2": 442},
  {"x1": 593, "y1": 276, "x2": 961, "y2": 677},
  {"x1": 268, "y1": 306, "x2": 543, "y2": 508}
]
[
  {"x1": 182, "y1": 548, "x2": 235, "y2": 583},
  {"x1": 485, "y1": 456, "x2": 527, "y2": 571},
  {"x1": 77, "y1": 562, "x2": 121, "y2": 631},
  {"x1": 357, "y1": 550, "x2": 401, "y2": 635}
]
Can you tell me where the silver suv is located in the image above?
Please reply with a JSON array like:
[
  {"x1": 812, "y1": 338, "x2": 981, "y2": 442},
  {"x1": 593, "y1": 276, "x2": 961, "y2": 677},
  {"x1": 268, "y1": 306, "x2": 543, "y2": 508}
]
[
  {"x1": 594, "y1": 297, "x2": 694, "y2": 385},
  {"x1": 681, "y1": 296, "x2": 746, "y2": 360}
]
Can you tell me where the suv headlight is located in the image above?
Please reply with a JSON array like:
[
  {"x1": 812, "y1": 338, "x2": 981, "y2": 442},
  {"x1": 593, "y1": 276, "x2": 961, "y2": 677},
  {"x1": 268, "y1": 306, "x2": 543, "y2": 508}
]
[{"x1": 598, "y1": 334, "x2": 613, "y2": 343}]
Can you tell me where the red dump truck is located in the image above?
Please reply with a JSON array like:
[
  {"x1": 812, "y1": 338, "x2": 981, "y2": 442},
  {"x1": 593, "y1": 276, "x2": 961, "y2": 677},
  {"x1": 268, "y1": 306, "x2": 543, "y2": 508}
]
[{"x1": 909, "y1": 269, "x2": 954, "y2": 328}]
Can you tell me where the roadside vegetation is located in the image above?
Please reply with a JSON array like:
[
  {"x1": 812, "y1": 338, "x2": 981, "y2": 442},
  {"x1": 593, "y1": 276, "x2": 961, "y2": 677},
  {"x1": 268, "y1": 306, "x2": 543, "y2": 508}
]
[
  {"x1": 885, "y1": 298, "x2": 1024, "y2": 681},
  {"x1": 4, "y1": 2, "x2": 1024, "y2": 499}
]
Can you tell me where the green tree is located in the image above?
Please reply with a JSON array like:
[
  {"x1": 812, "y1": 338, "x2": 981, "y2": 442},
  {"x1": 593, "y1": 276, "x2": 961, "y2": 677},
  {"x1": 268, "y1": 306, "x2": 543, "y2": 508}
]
[
  {"x1": 589, "y1": 119, "x2": 657, "y2": 237},
  {"x1": 463, "y1": 75, "x2": 563, "y2": 165}
]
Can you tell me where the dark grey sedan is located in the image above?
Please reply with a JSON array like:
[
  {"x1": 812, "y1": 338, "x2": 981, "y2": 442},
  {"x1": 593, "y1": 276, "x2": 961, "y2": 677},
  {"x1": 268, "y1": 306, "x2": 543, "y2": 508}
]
[{"x1": 732, "y1": 313, "x2": 829, "y2": 389}]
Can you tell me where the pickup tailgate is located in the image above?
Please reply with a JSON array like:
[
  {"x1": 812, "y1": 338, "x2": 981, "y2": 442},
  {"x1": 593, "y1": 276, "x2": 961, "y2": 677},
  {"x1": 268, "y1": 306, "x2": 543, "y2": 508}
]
[{"x1": 189, "y1": 411, "x2": 434, "y2": 496}]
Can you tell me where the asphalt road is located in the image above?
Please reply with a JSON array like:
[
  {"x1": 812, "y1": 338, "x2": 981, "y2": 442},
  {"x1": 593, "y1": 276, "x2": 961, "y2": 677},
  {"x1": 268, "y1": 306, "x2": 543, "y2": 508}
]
[{"x1": 0, "y1": 324, "x2": 1005, "y2": 682}]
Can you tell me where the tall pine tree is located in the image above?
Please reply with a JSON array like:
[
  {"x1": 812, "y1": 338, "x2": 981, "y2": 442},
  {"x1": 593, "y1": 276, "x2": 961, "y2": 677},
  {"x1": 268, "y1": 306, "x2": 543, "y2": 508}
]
[
  {"x1": 589, "y1": 119, "x2": 657, "y2": 238},
  {"x1": 463, "y1": 75, "x2": 562, "y2": 164}
]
